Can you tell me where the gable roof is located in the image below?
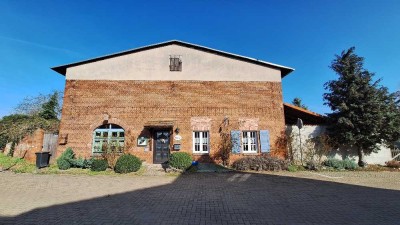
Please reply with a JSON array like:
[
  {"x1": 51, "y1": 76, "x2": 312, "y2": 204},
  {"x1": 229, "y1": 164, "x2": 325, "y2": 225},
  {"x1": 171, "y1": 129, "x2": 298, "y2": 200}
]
[
  {"x1": 283, "y1": 103, "x2": 326, "y2": 125},
  {"x1": 51, "y1": 40, "x2": 294, "y2": 77}
]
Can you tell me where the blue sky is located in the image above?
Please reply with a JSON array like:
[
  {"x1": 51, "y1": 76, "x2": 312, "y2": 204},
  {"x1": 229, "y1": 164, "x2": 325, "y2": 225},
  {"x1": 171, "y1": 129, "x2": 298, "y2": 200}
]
[{"x1": 1, "y1": 0, "x2": 399, "y2": 117}]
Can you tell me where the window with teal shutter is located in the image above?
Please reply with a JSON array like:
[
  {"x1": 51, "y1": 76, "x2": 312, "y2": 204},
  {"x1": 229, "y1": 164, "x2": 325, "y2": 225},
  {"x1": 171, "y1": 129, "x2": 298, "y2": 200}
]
[
  {"x1": 231, "y1": 130, "x2": 241, "y2": 154},
  {"x1": 260, "y1": 130, "x2": 270, "y2": 153}
]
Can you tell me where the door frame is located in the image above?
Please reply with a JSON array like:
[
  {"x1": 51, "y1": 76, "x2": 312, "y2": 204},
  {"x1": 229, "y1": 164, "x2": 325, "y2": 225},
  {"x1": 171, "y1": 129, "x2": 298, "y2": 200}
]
[{"x1": 152, "y1": 129, "x2": 172, "y2": 164}]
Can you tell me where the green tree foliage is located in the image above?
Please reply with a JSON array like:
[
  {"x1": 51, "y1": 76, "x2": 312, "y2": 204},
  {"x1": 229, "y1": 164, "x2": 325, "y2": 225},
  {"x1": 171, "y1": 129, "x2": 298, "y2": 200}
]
[
  {"x1": 14, "y1": 91, "x2": 63, "y2": 118},
  {"x1": 324, "y1": 47, "x2": 400, "y2": 166},
  {"x1": 38, "y1": 92, "x2": 59, "y2": 120},
  {"x1": 292, "y1": 97, "x2": 308, "y2": 110},
  {"x1": 0, "y1": 91, "x2": 61, "y2": 153}
]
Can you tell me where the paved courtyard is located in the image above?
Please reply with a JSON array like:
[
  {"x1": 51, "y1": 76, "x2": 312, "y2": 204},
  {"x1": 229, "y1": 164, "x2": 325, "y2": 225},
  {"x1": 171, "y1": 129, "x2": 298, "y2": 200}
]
[{"x1": 0, "y1": 171, "x2": 399, "y2": 225}]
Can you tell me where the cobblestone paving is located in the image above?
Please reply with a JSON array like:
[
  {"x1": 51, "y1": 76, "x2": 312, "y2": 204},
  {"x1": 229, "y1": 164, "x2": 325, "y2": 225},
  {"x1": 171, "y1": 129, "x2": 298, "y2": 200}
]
[{"x1": 0, "y1": 171, "x2": 399, "y2": 225}]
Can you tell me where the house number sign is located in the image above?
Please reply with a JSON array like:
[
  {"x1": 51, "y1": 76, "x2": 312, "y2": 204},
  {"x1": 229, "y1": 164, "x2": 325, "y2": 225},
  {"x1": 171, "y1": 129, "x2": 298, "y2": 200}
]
[{"x1": 174, "y1": 135, "x2": 182, "y2": 141}]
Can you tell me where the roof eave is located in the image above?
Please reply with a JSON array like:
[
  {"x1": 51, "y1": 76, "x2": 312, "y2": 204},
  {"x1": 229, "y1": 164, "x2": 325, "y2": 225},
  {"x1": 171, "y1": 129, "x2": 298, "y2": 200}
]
[{"x1": 51, "y1": 40, "x2": 295, "y2": 77}]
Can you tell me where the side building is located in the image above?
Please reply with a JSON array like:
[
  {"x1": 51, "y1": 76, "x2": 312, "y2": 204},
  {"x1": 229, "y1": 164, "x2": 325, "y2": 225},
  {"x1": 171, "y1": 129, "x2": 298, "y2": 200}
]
[{"x1": 52, "y1": 40, "x2": 294, "y2": 164}]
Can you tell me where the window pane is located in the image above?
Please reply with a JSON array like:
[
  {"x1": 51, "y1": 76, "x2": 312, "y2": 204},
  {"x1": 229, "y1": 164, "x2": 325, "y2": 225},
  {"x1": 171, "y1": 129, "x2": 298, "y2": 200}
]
[
  {"x1": 243, "y1": 132, "x2": 248, "y2": 151},
  {"x1": 194, "y1": 132, "x2": 200, "y2": 152},
  {"x1": 202, "y1": 132, "x2": 209, "y2": 152},
  {"x1": 93, "y1": 124, "x2": 125, "y2": 153}
]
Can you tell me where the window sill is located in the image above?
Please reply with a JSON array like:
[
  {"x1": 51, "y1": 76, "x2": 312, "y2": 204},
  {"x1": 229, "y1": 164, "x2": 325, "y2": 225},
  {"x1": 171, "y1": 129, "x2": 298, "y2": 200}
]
[
  {"x1": 192, "y1": 153, "x2": 209, "y2": 155},
  {"x1": 238, "y1": 152, "x2": 259, "y2": 155}
]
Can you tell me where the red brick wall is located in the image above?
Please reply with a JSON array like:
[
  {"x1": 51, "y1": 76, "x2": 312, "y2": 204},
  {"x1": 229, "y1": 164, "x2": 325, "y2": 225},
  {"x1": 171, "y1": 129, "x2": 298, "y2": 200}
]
[
  {"x1": 57, "y1": 80, "x2": 285, "y2": 164},
  {"x1": 13, "y1": 129, "x2": 45, "y2": 163}
]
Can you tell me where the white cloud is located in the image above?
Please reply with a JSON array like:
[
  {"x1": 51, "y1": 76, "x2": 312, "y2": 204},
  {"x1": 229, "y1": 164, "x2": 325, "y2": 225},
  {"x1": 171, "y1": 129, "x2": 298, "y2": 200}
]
[{"x1": 0, "y1": 35, "x2": 80, "y2": 56}]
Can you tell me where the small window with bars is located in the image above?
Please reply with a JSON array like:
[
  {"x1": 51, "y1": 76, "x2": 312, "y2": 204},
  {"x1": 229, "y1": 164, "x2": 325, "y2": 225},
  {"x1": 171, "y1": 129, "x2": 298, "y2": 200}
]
[
  {"x1": 169, "y1": 56, "x2": 182, "y2": 71},
  {"x1": 242, "y1": 131, "x2": 258, "y2": 153},
  {"x1": 193, "y1": 131, "x2": 209, "y2": 154}
]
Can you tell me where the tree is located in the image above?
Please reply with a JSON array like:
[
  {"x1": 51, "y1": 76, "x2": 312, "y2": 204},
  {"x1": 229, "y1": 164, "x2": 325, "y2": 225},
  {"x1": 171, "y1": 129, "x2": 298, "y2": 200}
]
[
  {"x1": 1, "y1": 91, "x2": 61, "y2": 154},
  {"x1": 38, "y1": 92, "x2": 59, "y2": 120},
  {"x1": 292, "y1": 97, "x2": 308, "y2": 110},
  {"x1": 324, "y1": 47, "x2": 400, "y2": 166},
  {"x1": 14, "y1": 90, "x2": 63, "y2": 118}
]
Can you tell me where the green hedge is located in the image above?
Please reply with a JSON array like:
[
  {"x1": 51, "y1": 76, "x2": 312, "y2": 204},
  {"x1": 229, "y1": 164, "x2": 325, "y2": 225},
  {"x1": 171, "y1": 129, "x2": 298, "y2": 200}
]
[
  {"x1": 169, "y1": 152, "x2": 192, "y2": 170},
  {"x1": 114, "y1": 154, "x2": 142, "y2": 173}
]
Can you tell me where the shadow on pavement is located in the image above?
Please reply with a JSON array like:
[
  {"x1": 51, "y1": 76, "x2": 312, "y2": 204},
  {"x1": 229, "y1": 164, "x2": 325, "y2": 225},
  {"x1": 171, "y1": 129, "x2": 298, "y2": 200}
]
[{"x1": 1, "y1": 171, "x2": 399, "y2": 225}]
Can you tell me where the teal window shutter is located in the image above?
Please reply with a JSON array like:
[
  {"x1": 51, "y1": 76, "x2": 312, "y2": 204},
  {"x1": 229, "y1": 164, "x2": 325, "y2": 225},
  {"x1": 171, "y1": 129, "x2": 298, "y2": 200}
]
[
  {"x1": 231, "y1": 130, "x2": 241, "y2": 154},
  {"x1": 260, "y1": 130, "x2": 270, "y2": 153}
]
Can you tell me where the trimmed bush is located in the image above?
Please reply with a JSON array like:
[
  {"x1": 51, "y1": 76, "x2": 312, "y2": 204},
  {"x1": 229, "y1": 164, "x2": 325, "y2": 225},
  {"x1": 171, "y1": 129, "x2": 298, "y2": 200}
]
[
  {"x1": 169, "y1": 152, "x2": 192, "y2": 170},
  {"x1": 57, "y1": 148, "x2": 75, "y2": 170},
  {"x1": 232, "y1": 155, "x2": 289, "y2": 171},
  {"x1": 323, "y1": 158, "x2": 344, "y2": 169},
  {"x1": 114, "y1": 154, "x2": 142, "y2": 173},
  {"x1": 90, "y1": 159, "x2": 108, "y2": 171},
  {"x1": 323, "y1": 158, "x2": 358, "y2": 170}
]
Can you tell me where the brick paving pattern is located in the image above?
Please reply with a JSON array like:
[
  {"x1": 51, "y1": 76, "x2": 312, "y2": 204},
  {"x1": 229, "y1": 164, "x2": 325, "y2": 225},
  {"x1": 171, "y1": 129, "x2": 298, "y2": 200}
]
[{"x1": 0, "y1": 171, "x2": 399, "y2": 224}]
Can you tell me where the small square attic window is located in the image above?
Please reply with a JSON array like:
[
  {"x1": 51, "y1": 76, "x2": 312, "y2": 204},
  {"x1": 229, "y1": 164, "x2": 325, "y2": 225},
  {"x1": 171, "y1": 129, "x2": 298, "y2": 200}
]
[{"x1": 170, "y1": 55, "x2": 182, "y2": 71}]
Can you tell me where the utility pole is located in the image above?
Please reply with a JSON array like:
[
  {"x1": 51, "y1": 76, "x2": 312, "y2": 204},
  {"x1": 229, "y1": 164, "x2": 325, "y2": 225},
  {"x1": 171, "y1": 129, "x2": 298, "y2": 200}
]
[{"x1": 296, "y1": 118, "x2": 303, "y2": 164}]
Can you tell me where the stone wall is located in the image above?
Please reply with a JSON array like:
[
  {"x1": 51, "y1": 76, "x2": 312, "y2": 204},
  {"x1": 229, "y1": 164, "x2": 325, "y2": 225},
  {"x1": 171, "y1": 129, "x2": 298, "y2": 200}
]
[
  {"x1": 286, "y1": 125, "x2": 393, "y2": 165},
  {"x1": 57, "y1": 80, "x2": 286, "y2": 163},
  {"x1": 2, "y1": 129, "x2": 45, "y2": 163}
]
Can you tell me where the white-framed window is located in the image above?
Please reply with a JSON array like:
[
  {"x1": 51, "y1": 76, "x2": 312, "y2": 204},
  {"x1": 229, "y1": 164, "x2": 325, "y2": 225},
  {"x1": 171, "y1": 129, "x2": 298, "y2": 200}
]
[
  {"x1": 242, "y1": 131, "x2": 258, "y2": 153},
  {"x1": 193, "y1": 131, "x2": 209, "y2": 154},
  {"x1": 92, "y1": 124, "x2": 125, "y2": 153}
]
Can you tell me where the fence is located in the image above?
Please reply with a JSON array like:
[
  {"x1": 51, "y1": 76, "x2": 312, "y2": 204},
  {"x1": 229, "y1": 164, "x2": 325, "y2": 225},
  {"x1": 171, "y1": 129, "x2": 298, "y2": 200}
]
[{"x1": 391, "y1": 148, "x2": 400, "y2": 161}]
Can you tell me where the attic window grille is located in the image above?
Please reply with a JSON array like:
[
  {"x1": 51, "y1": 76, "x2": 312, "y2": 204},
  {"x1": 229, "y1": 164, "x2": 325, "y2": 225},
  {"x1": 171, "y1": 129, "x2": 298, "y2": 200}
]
[{"x1": 169, "y1": 56, "x2": 182, "y2": 71}]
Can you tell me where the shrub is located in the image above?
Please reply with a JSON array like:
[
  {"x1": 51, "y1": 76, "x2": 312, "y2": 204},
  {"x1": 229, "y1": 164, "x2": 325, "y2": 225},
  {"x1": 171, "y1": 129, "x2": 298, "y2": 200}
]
[
  {"x1": 323, "y1": 158, "x2": 358, "y2": 170},
  {"x1": 169, "y1": 152, "x2": 192, "y2": 170},
  {"x1": 57, "y1": 158, "x2": 71, "y2": 170},
  {"x1": 342, "y1": 159, "x2": 358, "y2": 170},
  {"x1": 386, "y1": 160, "x2": 400, "y2": 168},
  {"x1": 90, "y1": 159, "x2": 108, "y2": 171},
  {"x1": 114, "y1": 154, "x2": 142, "y2": 173},
  {"x1": 60, "y1": 147, "x2": 75, "y2": 159},
  {"x1": 323, "y1": 158, "x2": 344, "y2": 169},
  {"x1": 288, "y1": 164, "x2": 298, "y2": 172},
  {"x1": 101, "y1": 142, "x2": 124, "y2": 169},
  {"x1": 70, "y1": 157, "x2": 92, "y2": 169},
  {"x1": 57, "y1": 148, "x2": 75, "y2": 170},
  {"x1": 305, "y1": 161, "x2": 320, "y2": 170},
  {"x1": 232, "y1": 155, "x2": 289, "y2": 171}
]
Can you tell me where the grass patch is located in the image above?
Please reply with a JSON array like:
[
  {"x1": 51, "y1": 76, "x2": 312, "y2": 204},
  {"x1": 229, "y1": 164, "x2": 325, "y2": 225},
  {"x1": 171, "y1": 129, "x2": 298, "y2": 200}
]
[
  {"x1": 37, "y1": 163, "x2": 148, "y2": 176},
  {"x1": 0, "y1": 154, "x2": 36, "y2": 173},
  {"x1": 288, "y1": 164, "x2": 306, "y2": 172}
]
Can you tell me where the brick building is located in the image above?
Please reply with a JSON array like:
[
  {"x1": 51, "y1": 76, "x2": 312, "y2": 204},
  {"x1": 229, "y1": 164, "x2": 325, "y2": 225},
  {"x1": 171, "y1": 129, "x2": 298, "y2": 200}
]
[{"x1": 52, "y1": 40, "x2": 294, "y2": 164}]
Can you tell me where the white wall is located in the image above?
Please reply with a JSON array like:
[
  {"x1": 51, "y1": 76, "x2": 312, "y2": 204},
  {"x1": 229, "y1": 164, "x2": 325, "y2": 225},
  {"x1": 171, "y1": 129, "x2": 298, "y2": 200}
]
[
  {"x1": 286, "y1": 125, "x2": 393, "y2": 165},
  {"x1": 66, "y1": 44, "x2": 282, "y2": 82}
]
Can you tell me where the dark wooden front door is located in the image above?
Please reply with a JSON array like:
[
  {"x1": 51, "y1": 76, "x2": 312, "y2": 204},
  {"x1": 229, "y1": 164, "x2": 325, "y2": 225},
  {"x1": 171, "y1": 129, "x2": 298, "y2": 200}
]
[{"x1": 153, "y1": 130, "x2": 171, "y2": 164}]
